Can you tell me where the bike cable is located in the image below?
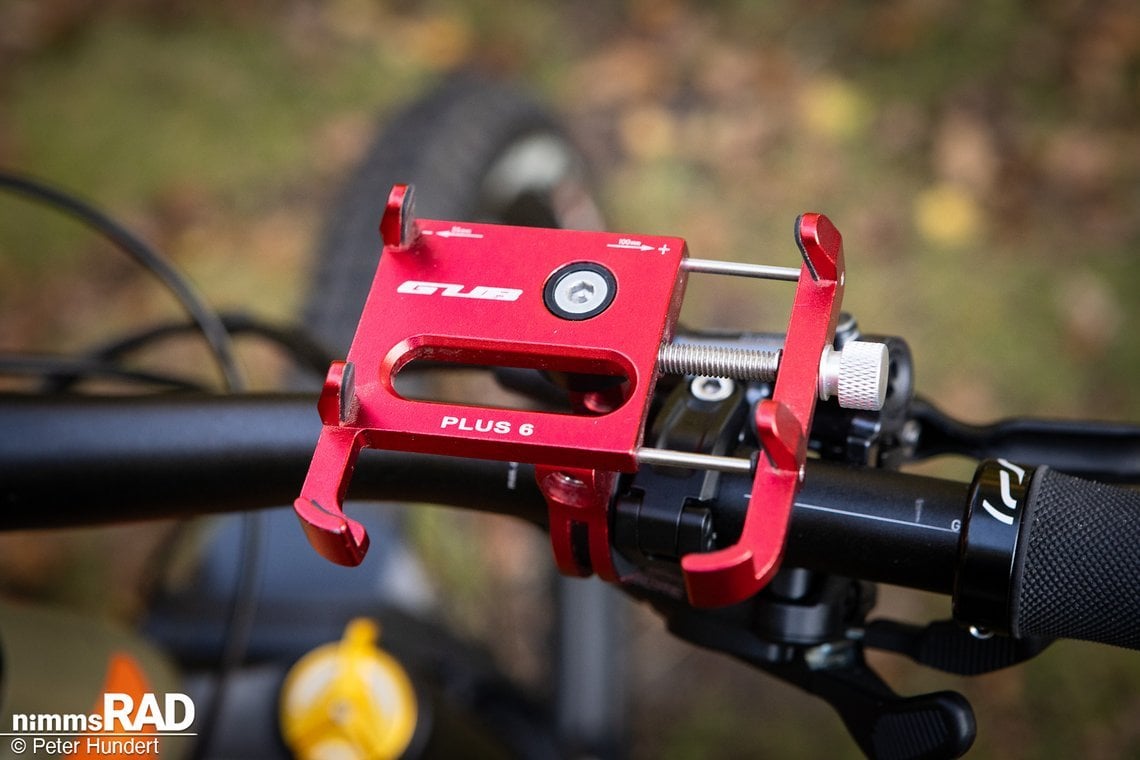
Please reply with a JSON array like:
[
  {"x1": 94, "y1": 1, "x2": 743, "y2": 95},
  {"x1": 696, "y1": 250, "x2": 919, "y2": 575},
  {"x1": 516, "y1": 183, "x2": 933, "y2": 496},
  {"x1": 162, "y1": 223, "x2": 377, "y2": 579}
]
[
  {"x1": 0, "y1": 171, "x2": 245, "y2": 391},
  {"x1": 37, "y1": 311, "x2": 334, "y2": 393},
  {"x1": 0, "y1": 170, "x2": 263, "y2": 760}
]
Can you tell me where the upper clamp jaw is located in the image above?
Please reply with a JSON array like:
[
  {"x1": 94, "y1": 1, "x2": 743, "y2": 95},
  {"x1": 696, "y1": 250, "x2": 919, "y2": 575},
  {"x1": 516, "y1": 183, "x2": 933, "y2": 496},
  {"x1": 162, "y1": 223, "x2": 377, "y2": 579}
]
[{"x1": 295, "y1": 184, "x2": 876, "y2": 607}]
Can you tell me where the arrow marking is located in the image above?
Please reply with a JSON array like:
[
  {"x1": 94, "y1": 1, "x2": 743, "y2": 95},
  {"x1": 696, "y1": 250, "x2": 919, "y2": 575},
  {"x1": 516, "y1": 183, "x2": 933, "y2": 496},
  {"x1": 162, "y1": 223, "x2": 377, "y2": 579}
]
[
  {"x1": 607, "y1": 239, "x2": 654, "y2": 251},
  {"x1": 424, "y1": 226, "x2": 484, "y2": 239}
]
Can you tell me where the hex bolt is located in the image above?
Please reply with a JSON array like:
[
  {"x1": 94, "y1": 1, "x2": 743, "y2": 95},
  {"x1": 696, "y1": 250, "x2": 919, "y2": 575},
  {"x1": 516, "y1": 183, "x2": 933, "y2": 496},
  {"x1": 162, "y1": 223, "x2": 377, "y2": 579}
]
[
  {"x1": 554, "y1": 271, "x2": 607, "y2": 313},
  {"x1": 567, "y1": 279, "x2": 597, "y2": 305},
  {"x1": 690, "y1": 376, "x2": 736, "y2": 402},
  {"x1": 544, "y1": 263, "x2": 617, "y2": 320}
]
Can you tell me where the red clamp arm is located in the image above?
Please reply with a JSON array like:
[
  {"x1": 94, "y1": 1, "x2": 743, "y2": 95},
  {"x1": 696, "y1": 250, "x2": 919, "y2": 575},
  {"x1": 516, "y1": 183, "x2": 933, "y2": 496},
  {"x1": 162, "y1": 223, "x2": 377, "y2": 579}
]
[{"x1": 681, "y1": 214, "x2": 844, "y2": 607}]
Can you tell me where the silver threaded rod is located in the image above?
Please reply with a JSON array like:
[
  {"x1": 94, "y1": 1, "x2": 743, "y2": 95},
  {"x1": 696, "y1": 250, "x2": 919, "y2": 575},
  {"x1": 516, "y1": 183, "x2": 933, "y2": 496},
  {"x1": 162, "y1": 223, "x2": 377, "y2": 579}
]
[{"x1": 657, "y1": 343, "x2": 781, "y2": 381}]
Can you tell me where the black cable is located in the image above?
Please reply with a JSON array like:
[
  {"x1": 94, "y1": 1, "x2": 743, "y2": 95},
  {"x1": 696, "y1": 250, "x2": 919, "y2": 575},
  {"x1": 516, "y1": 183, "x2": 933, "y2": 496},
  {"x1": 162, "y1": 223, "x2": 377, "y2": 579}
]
[
  {"x1": 0, "y1": 353, "x2": 209, "y2": 391},
  {"x1": 192, "y1": 511, "x2": 263, "y2": 760},
  {"x1": 0, "y1": 170, "x2": 261, "y2": 757},
  {"x1": 38, "y1": 312, "x2": 334, "y2": 393},
  {"x1": 0, "y1": 171, "x2": 246, "y2": 391}
]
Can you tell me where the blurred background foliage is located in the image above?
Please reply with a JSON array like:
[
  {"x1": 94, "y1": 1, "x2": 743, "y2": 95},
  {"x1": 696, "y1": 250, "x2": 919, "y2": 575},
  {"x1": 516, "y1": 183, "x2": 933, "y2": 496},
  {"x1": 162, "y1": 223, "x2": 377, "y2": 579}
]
[{"x1": 1, "y1": 1, "x2": 1138, "y2": 758}]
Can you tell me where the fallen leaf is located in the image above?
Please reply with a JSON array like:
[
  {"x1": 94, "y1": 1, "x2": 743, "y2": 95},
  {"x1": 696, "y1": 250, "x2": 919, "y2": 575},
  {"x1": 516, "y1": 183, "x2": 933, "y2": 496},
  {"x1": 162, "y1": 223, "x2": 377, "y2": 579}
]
[
  {"x1": 798, "y1": 77, "x2": 871, "y2": 142},
  {"x1": 913, "y1": 183, "x2": 983, "y2": 248}
]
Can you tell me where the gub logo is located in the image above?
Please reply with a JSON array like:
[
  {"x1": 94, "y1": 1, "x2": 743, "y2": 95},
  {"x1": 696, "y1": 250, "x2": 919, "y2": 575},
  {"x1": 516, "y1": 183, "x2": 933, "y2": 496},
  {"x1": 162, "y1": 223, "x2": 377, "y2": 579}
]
[{"x1": 397, "y1": 280, "x2": 523, "y2": 302}]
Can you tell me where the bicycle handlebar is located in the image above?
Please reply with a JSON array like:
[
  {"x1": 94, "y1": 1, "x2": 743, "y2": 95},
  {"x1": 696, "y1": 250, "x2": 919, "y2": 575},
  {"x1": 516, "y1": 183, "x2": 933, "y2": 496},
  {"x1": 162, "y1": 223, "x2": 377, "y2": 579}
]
[
  {"x1": 2, "y1": 393, "x2": 1138, "y2": 650},
  {"x1": 0, "y1": 393, "x2": 548, "y2": 528}
]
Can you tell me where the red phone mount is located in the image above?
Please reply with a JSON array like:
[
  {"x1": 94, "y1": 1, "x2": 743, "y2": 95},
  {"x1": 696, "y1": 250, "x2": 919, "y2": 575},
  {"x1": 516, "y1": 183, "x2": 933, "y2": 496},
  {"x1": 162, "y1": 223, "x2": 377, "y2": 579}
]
[{"x1": 295, "y1": 184, "x2": 849, "y2": 607}]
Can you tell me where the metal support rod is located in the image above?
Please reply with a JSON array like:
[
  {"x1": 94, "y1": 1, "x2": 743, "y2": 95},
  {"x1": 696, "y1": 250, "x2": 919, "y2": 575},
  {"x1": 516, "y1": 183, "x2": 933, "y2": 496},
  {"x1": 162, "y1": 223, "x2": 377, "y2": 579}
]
[
  {"x1": 657, "y1": 343, "x2": 781, "y2": 380},
  {"x1": 637, "y1": 447, "x2": 754, "y2": 475},
  {"x1": 681, "y1": 258, "x2": 801, "y2": 282}
]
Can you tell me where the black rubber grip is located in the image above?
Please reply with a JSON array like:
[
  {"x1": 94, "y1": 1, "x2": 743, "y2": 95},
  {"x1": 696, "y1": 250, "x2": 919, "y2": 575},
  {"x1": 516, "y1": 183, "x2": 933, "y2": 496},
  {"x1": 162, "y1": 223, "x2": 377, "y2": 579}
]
[{"x1": 1011, "y1": 468, "x2": 1140, "y2": 649}]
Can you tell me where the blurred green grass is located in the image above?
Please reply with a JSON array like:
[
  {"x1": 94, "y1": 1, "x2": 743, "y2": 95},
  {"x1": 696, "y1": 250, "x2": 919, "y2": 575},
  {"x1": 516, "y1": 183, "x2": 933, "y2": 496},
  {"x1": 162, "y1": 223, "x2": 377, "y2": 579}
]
[{"x1": 1, "y1": 2, "x2": 1138, "y2": 758}]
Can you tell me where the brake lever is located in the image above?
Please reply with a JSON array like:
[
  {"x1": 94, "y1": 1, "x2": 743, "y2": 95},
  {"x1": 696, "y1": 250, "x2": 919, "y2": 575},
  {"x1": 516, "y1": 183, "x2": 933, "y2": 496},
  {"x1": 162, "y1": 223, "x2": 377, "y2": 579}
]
[
  {"x1": 646, "y1": 573, "x2": 976, "y2": 760},
  {"x1": 861, "y1": 619, "x2": 1053, "y2": 676},
  {"x1": 909, "y1": 398, "x2": 1140, "y2": 483}
]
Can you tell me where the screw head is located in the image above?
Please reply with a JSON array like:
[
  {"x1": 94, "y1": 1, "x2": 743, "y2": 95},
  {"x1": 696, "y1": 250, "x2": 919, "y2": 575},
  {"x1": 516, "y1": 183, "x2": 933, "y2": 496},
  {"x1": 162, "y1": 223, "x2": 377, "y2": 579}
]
[
  {"x1": 690, "y1": 376, "x2": 735, "y2": 402},
  {"x1": 567, "y1": 279, "x2": 597, "y2": 304},
  {"x1": 900, "y1": 419, "x2": 921, "y2": 447},
  {"x1": 544, "y1": 263, "x2": 617, "y2": 320}
]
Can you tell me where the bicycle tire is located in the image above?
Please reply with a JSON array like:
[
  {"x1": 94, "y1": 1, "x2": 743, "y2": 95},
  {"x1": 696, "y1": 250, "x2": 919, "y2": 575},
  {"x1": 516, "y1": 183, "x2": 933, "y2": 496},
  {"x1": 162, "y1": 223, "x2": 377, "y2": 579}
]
[{"x1": 302, "y1": 73, "x2": 602, "y2": 356}]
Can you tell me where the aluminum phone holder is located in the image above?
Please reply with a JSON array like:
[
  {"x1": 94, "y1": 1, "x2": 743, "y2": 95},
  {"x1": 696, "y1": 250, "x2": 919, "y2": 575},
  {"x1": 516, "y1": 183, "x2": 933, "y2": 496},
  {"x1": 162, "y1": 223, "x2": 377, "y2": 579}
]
[{"x1": 295, "y1": 184, "x2": 868, "y2": 607}]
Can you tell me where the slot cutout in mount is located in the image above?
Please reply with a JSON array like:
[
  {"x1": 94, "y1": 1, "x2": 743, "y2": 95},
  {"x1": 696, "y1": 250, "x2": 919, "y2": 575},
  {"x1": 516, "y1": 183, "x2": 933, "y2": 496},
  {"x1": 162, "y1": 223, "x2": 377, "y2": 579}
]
[{"x1": 385, "y1": 338, "x2": 634, "y2": 417}]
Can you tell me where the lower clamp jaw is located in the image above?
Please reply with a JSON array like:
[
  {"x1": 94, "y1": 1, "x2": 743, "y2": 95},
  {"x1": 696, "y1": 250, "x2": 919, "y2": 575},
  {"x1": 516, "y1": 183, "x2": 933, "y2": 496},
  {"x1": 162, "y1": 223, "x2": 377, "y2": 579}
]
[{"x1": 294, "y1": 498, "x2": 371, "y2": 567}]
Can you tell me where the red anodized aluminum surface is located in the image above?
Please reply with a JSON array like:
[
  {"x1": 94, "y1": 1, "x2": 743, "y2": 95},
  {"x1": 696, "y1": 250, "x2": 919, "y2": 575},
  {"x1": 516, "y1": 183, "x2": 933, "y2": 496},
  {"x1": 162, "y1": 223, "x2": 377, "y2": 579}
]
[
  {"x1": 681, "y1": 213, "x2": 844, "y2": 607},
  {"x1": 294, "y1": 185, "x2": 846, "y2": 607},
  {"x1": 295, "y1": 185, "x2": 687, "y2": 573}
]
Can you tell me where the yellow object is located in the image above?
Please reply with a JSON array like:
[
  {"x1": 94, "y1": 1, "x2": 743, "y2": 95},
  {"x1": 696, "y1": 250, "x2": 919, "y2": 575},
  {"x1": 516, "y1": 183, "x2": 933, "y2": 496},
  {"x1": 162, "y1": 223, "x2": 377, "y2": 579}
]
[
  {"x1": 799, "y1": 77, "x2": 871, "y2": 142},
  {"x1": 280, "y1": 619, "x2": 418, "y2": 760},
  {"x1": 913, "y1": 183, "x2": 983, "y2": 248}
]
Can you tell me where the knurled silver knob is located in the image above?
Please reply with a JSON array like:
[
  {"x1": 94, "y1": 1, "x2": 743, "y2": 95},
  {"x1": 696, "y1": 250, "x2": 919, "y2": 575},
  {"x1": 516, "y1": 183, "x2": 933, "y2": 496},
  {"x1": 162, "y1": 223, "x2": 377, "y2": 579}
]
[{"x1": 818, "y1": 341, "x2": 889, "y2": 411}]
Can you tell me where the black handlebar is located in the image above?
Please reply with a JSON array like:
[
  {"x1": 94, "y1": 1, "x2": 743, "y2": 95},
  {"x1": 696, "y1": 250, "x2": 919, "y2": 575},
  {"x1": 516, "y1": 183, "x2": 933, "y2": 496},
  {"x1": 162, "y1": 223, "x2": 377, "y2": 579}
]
[
  {"x1": 715, "y1": 465, "x2": 966, "y2": 595},
  {"x1": 2, "y1": 393, "x2": 1138, "y2": 650},
  {"x1": 0, "y1": 393, "x2": 546, "y2": 528}
]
